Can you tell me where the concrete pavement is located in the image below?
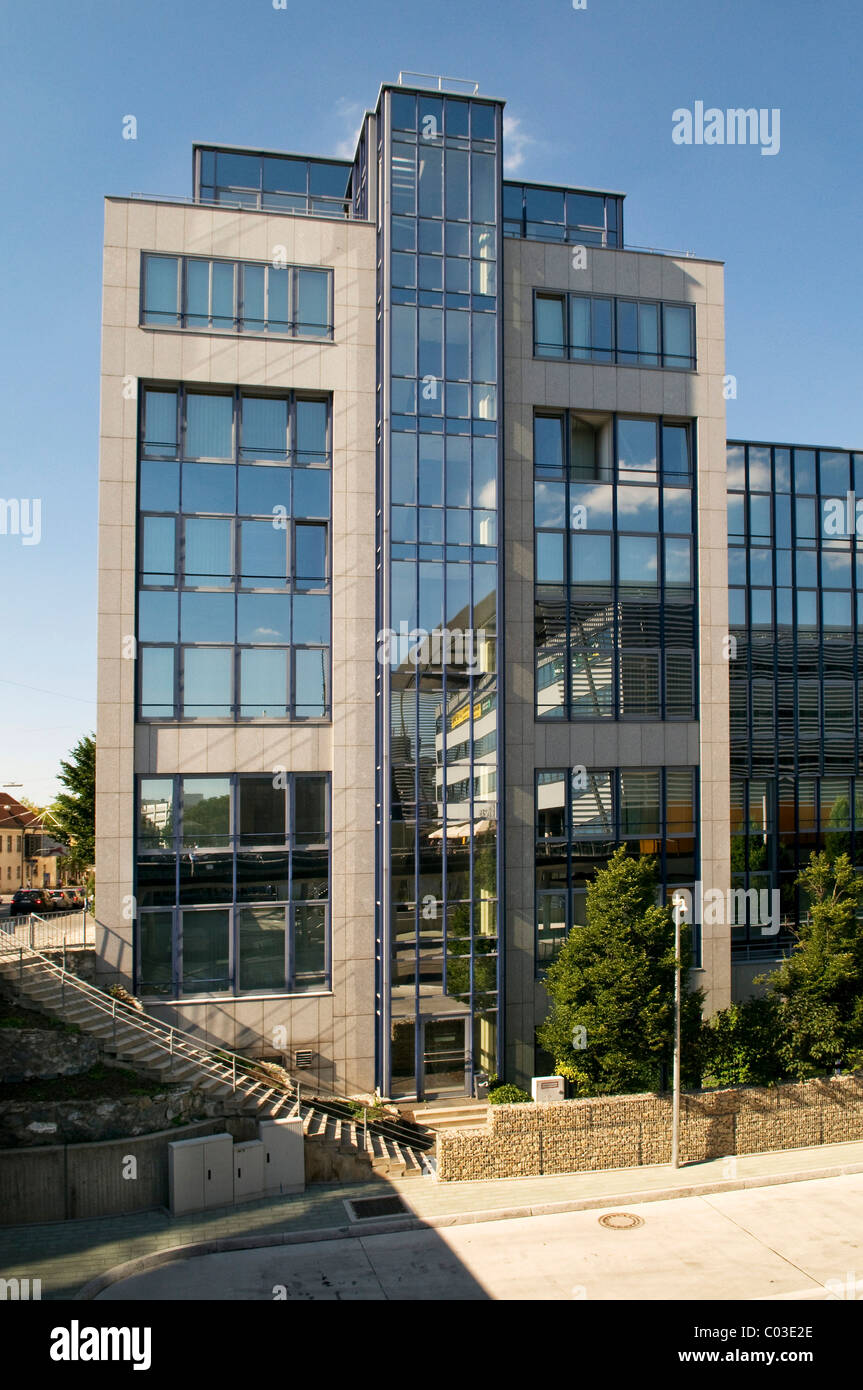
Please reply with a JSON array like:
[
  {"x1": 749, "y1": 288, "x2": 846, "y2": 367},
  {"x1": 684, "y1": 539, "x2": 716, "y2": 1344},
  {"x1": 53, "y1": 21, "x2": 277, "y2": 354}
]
[
  {"x1": 2, "y1": 1138, "x2": 863, "y2": 1300},
  {"x1": 95, "y1": 1175, "x2": 863, "y2": 1301}
]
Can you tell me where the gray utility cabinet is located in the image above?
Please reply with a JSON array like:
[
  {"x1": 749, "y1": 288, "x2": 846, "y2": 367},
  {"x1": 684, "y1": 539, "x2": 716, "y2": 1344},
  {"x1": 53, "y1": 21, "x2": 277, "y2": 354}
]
[
  {"x1": 259, "y1": 1117, "x2": 304, "y2": 1195},
  {"x1": 168, "y1": 1118, "x2": 305, "y2": 1215},
  {"x1": 168, "y1": 1133, "x2": 233, "y2": 1215},
  {"x1": 233, "y1": 1139, "x2": 264, "y2": 1202}
]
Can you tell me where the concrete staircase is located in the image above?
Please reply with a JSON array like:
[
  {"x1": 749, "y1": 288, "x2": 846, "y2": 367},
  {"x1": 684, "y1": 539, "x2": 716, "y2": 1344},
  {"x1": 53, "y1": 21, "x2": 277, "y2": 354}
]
[
  {"x1": 404, "y1": 1101, "x2": 490, "y2": 1132},
  {"x1": 0, "y1": 935, "x2": 434, "y2": 1182}
]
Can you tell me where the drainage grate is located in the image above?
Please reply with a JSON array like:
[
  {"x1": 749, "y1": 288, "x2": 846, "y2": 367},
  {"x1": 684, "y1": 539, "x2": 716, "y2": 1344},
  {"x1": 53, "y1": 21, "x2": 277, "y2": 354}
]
[
  {"x1": 598, "y1": 1211, "x2": 644, "y2": 1230},
  {"x1": 345, "y1": 1195, "x2": 410, "y2": 1222}
]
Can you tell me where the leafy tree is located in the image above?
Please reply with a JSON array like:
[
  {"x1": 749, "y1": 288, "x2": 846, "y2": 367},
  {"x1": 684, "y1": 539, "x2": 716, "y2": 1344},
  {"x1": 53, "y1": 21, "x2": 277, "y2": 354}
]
[
  {"x1": 700, "y1": 996, "x2": 787, "y2": 1088},
  {"x1": 537, "y1": 848, "x2": 703, "y2": 1095},
  {"x1": 49, "y1": 735, "x2": 95, "y2": 875},
  {"x1": 762, "y1": 851, "x2": 863, "y2": 1077}
]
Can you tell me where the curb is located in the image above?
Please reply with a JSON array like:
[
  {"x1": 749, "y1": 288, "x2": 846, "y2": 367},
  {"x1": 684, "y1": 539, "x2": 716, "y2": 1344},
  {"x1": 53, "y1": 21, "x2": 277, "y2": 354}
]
[{"x1": 74, "y1": 1157, "x2": 863, "y2": 1300}]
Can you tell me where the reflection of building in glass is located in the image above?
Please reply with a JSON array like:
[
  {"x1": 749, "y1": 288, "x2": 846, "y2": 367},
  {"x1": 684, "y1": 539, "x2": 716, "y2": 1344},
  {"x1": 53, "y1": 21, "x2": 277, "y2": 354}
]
[{"x1": 96, "y1": 74, "x2": 842, "y2": 1100}]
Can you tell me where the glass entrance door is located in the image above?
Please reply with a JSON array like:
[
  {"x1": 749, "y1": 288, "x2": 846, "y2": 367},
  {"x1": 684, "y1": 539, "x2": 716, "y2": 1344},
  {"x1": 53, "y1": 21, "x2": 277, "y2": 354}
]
[{"x1": 421, "y1": 1017, "x2": 468, "y2": 1098}]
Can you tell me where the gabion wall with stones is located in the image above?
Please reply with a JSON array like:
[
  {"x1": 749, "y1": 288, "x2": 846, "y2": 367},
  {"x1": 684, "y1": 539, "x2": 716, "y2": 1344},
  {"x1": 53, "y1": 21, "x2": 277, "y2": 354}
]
[{"x1": 436, "y1": 1075, "x2": 863, "y2": 1181}]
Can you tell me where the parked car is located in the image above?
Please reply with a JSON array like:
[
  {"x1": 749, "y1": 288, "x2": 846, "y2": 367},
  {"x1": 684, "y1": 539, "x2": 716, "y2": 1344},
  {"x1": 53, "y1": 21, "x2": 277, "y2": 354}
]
[
  {"x1": 10, "y1": 889, "x2": 51, "y2": 915},
  {"x1": 48, "y1": 890, "x2": 69, "y2": 912},
  {"x1": 64, "y1": 889, "x2": 85, "y2": 909}
]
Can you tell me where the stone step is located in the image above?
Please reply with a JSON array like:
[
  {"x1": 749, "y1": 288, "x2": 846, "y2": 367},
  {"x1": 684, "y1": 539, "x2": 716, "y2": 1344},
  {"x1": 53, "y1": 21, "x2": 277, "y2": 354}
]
[{"x1": 412, "y1": 1103, "x2": 489, "y2": 1131}]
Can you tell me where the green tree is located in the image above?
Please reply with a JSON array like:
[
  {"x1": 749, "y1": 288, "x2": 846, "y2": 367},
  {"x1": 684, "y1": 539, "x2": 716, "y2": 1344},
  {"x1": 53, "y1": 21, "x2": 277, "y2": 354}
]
[
  {"x1": 49, "y1": 735, "x2": 95, "y2": 876},
  {"x1": 537, "y1": 847, "x2": 703, "y2": 1095},
  {"x1": 700, "y1": 996, "x2": 786, "y2": 1088},
  {"x1": 762, "y1": 851, "x2": 863, "y2": 1077}
]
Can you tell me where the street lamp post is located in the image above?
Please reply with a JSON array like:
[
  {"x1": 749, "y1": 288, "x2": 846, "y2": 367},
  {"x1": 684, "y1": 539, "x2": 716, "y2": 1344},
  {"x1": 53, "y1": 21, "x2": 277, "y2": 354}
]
[{"x1": 670, "y1": 894, "x2": 684, "y2": 1170}]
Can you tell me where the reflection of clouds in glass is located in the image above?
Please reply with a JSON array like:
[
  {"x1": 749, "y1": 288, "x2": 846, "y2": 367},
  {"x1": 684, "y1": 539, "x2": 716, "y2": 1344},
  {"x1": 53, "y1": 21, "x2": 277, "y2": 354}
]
[
  {"x1": 477, "y1": 479, "x2": 496, "y2": 508},
  {"x1": 748, "y1": 459, "x2": 771, "y2": 491},
  {"x1": 726, "y1": 446, "x2": 746, "y2": 489},
  {"x1": 250, "y1": 627, "x2": 284, "y2": 640},
  {"x1": 616, "y1": 487, "x2": 658, "y2": 519},
  {"x1": 822, "y1": 551, "x2": 851, "y2": 580},
  {"x1": 534, "y1": 480, "x2": 565, "y2": 526}
]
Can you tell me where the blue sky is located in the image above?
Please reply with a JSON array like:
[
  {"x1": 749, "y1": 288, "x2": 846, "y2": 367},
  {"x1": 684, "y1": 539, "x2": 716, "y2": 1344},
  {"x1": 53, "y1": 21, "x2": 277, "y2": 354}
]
[{"x1": 1, "y1": 0, "x2": 861, "y2": 802}]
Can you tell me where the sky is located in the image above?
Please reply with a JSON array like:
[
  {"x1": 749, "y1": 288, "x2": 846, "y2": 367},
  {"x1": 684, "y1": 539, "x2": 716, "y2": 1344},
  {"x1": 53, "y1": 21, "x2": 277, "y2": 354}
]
[{"x1": 0, "y1": 0, "x2": 861, "y2": 803}]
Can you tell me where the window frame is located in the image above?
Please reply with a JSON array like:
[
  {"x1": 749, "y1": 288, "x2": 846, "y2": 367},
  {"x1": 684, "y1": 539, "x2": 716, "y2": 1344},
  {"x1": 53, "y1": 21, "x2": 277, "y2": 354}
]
[
  {"x1": 140, "y1": 252, "x2": 334, "y2": 342},
  {"x1": 532, "y1": 289, "x2": 696, "y2": 371}
]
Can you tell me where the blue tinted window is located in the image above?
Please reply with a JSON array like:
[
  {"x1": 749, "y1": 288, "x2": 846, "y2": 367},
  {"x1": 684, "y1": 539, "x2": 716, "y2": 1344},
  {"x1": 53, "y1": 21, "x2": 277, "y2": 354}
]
[
  {"x1": 185, "y1": 518, "x2": 232, "y2": 584},
  {"x1": 185, "y1": 394, "x2": 233, "y2": 458},
  {"x1": 140, "y1": 461, "x2": 180, "y2": 512},
  {"x1": 181, "y1": 591, "x2": 234, "y2": 642},
  {"x1": 182, "y1": 648, "x2": 232, "y2": 717},
  {"x1": 240, "y1": 521, "x2": 288, "y2": 583},
  {"x1": 139, "y1": 590, "x2": 178, "y2": 643},
  {"x1": 238, "y1": 593, "x2": 291, "y2": 644},
  {"x1": 141, "y1": 516, "x2": 176, "y2": 582},
  {"x1": 182, "y1": 463, "x2": 235, "y2": 514},
  {"x1": 143, "y1": 257, "x2": 179, "y2": 323},
  {"x1": 140, "y1": 647, "x2": 174, "y2": 717},
  {"x1": 293, "y1": 469, "x2": 330, "y2": 518},
  {"x1": 238, "y1": 465, "x2": 290, "y2": 517},
  {"x1": 240, "y1": 649, "x2": 288, "y2": 717},
  {"x1": 241, "y1": 397, "x2": 288, "y2": 459},
  {"x1": 293, "y1": 594, "x2": 330, "y2": 645},
  {"x1": 143, "y1": 390, "x2": 178, "y2": 457},
  {"x1": 294, "y1": 649, "x2": 327, "y2": 717}
]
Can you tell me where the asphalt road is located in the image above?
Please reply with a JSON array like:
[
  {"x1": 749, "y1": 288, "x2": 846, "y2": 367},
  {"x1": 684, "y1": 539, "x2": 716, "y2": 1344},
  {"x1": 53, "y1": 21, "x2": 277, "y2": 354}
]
[{"x1": 97, "y1": 1172, "x2": 863, "y2": 1302}]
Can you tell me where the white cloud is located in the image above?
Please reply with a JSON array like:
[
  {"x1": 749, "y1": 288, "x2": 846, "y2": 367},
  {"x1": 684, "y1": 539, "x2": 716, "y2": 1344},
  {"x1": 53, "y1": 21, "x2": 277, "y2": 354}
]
[
  {"x1": 333, "y1": 98, "x2": 364, "y2": 161},
  {"x1": 502, "y1": 115, "x2": 534, "y2": 175}
]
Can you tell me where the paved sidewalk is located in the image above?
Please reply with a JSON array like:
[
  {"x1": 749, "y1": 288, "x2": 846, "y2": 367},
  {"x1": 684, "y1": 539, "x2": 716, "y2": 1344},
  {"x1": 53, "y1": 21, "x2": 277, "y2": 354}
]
[{"x1": 2, "y1": 1138, "x2": 863, "y2": 1299}]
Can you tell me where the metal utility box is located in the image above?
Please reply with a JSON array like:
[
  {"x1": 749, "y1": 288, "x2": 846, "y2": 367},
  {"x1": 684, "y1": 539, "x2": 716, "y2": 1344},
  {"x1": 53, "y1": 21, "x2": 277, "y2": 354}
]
[
  {"x1": 531, "y1": 1076, "x2": 565, "y2": 1104},
  {"x1": 233, "y1": 1139, "x2": 265, "y2": 1203},
  {"x1": 168, "y1": 1132, "x2": 233, "y2": 1214},
  {"x1": 259, "y1": 1116, "x2": 305, "y2": 1195}
]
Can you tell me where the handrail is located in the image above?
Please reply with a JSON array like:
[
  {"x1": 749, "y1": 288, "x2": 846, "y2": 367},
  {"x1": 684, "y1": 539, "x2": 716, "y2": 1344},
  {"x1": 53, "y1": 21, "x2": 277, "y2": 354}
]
[
  {"x1": 0, "y1": 923, "x2": 436, "y2": 1156},
  {"x1": 0, "y1": 926, "x2": 299, "y2": 1102},
  {"x1": 397, "y1": 71, "x2": 480, "y2": 95}
]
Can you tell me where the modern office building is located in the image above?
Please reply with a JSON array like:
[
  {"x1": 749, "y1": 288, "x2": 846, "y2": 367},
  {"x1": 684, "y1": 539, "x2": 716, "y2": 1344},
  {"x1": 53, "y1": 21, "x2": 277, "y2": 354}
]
[
  {"x1": 727, "y1": 438, "x2": 863, "y2": 997},
  {"x1": 98, "y1": 72, "x2": 837, "y2": 1103}
]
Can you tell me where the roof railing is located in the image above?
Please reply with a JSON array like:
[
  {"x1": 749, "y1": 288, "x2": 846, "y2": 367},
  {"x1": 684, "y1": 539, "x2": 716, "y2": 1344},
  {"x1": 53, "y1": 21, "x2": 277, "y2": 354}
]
[{"x1": 397, "y1": 71, "x2": 479, "y2": 95}]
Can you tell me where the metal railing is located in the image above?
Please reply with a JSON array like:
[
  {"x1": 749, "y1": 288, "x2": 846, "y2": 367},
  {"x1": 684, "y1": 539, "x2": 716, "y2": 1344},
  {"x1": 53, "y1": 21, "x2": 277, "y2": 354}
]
[
  {"x1": 0, "y1": 926, "x2": 300, "y2": 1103},
  {"x1": 129, "y1": 191, "x2": 354, "y2": 220},
  {"x1": 0, "y1": 924, "x2": 435, "y2": 1163},
  {"x1": 1, "y1": 909, "x2": 94, "y2": 950},
  {"x1": 397, "y1": 71, "x2": 479, "y2": 94}
]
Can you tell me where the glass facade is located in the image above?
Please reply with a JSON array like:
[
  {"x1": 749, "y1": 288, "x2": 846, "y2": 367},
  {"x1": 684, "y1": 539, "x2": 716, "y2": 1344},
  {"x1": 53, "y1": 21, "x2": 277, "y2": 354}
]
[
  {"x1": 378, "y1": 87, "x2": 503, "y2": 1098},
  {"x1": 136, "y1": 386, "x2": 331, "y2": 722},
  {"x1": 728, "y1": 440, "x2": 863, "y2": 949},
  {"x1": 535, "y1": 410, "x2": 696, "y2": 719},
  {"x1": 534, "y1": 292, "x2": 695, "y2": 369},
  {"x1": 195, "y1": 147, "x2": 351, "y2": 218},
  {"x1": 535, "y1": 767, "x2": 699, "y2": 972},
  {"x1": 141, "y1": 254, "x2": 333, "y2": 339},
  {"x1": 503, "y1": 182, "x2": 622, "y2": 246},
  {"x1": 137, "y1": 772, "x2": 330, "y2": 998}
]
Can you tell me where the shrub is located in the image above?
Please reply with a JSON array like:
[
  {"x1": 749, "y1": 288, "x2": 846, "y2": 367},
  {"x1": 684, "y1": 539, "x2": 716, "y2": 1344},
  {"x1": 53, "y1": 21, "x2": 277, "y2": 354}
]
[
  {"x1": 700, "y1": 997, "x2": 786, "y2": 1088},
  {"x1": 488, "y1": 1083, "x2": 531, "y2": 1105}
]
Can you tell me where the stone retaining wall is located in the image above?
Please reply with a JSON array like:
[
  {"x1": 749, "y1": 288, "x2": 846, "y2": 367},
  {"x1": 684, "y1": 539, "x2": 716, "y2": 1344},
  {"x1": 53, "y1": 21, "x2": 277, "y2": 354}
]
[
  {"x1": 0, "y1": 1028, "x2": 101, "y2": 1082},
  {"x1": 0, "y1": 1086, "x2": 226, "y2": 1147},
  {"x1": 436, "y1": 1075, "x2": 863, "y2": 1181}
]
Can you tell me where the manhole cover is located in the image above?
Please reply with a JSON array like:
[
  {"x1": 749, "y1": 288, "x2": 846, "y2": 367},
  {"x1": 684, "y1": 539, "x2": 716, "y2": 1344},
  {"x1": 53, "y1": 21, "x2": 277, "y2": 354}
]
[
  {"x1": 598, "y1": 1211, "x2": 644, "y2": 1230},
  {"x1": 345, "y1": 1195, "x2": 409, "y2": 1222}
]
